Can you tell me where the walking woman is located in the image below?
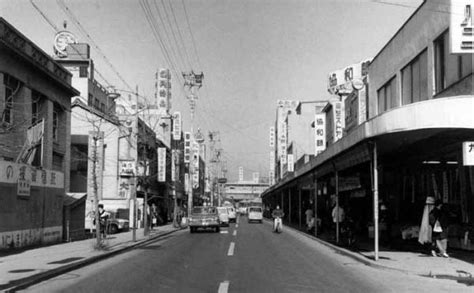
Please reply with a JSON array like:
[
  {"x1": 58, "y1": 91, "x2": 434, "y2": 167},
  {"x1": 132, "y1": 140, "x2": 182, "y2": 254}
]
[{"x1": 429, "y1": 199, "x2": 449, "y2": 257}]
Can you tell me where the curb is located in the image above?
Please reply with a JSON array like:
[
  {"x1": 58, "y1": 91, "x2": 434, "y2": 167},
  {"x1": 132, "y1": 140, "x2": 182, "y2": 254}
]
[
  {"x1": 262, "y1": 218, "x2": 403, "y2": 273},
  {"x1": 4, "y1": 228, "x2": 184, "y2": 292}
]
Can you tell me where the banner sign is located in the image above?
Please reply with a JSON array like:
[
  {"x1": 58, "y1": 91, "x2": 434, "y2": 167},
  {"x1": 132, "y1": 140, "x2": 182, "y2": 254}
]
[
  {"x1": 172, "y1": 112, "x2": 181, "y2": 141},
  {"x1": 0, "y1": 161, "x2": 64, "y2": 190},
  {"x1": 157, "y1": 147, "x2": 166, "y2": 182},
  {"x1": 314, "y1": 113, "x2": 326, "y2": 155},
  {"x1": 450, "y1": 0, "x2": 474, "y2": 53}
]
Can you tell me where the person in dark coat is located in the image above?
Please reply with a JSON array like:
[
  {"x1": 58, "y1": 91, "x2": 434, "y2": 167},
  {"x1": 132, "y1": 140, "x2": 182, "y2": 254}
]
[{"x1": 429, "y1": 199, "x2": 449, "y2": 257}]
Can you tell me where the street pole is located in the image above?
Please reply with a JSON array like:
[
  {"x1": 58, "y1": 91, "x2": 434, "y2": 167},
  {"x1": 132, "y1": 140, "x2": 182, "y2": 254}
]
[
  {"x1": 132, "y1": 86, "x2": 139, "y2": 242},
  {"x1": 92, "y1": 135, "x2": 101, "y2": 247},
  {"x1": 314, "y1": 174, "x2": 318, "y2": 237},
  {"x1": 144, "y1": 190, "x2": 148, "y2": 236},
  {"x1": 335, "y1": 168, "x2": 339, "y2": 244},
  {"x1": 373, "y1": 141, "x2": 379, "y2": 261}
]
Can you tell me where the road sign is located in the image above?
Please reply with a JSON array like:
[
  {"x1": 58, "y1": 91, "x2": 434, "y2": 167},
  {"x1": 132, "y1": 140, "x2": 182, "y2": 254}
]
[{"x1": 218, "y1": 178, "x2": 227, "y2": 184}]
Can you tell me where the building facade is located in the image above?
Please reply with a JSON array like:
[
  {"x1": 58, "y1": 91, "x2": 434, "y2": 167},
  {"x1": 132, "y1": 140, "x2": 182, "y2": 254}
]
[{"x1": 0, "y1": 18, "x2": 79, "y2": 249}]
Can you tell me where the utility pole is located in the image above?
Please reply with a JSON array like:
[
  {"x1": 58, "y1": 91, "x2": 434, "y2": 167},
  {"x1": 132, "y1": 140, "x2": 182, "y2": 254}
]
[
  {"x1": 91, "y1": 134, "x2": 101, "y2": 247},
  {"x1": 132, "y1": 85, "x2": 139, "y2": 242}
]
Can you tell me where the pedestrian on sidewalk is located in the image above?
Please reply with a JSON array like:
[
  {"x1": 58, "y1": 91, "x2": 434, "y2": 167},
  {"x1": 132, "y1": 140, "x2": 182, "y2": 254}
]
[
  {"x1": 96, "y1": 204, "x2": 109, "y2": 239},
  {"x1": 305, "y1": 207, "x2": 314, "y2": 232},
  {"x1": 429, "y1": 199, "x2": 449, "y2": 258},
  {"x1": 418, "y1": 196, "x2": 435, "y2": 254}
]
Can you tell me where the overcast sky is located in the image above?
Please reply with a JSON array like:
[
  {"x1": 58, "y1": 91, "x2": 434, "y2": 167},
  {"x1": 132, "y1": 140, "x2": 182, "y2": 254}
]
[{"x1": 1, "y1": 0, "x2": 421, "y2": 181}]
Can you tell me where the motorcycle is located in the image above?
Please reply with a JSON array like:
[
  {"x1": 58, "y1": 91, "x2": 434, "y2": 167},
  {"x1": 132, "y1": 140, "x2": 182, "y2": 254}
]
[{"x1": 273, "y1": 217, "x2": 283, "y2": 233}]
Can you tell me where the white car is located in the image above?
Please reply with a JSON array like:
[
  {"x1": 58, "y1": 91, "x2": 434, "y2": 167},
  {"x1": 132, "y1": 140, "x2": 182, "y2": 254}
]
[
  {"x1": 248, "y1": 207, "x2": 263, "y2": 223},
  {"x1": 217, "y1": 207, "x2": 230, "y2": 226},
  {"x1": 226, "y1": 207, "x2": 236, "y2": 223}
]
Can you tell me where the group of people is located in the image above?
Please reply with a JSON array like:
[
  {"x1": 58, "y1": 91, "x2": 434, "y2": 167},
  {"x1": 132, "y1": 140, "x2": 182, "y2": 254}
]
[{"x1": 419, "y1": 197, "x2": 450, "y2": 258}]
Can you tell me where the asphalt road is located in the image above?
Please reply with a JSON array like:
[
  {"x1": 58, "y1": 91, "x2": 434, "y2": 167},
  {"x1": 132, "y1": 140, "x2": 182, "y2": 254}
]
[{"x1": 23, "y1": 216, "x2": 470, "y2": 293}]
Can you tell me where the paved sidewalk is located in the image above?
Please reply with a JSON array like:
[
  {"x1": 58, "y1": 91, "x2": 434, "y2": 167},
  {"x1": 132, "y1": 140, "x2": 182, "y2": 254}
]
[
  {"x1": 265, "y1": 218, "x2": 474, "y2": 282},
  {"x1": 0, "y1": 224, "x2": 182, "y2": 291}
]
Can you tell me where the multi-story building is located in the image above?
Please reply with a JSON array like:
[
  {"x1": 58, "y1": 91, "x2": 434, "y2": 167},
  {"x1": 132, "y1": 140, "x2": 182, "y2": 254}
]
[
  {"x1": 263, "y1": 0, "x2": 474, "y2": 251},
  {"x1": 0, "y1": 18, "x2": 79, "y2": 249}
]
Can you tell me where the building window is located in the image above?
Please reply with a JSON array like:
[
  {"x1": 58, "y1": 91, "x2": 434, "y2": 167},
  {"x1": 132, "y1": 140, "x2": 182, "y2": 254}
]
[
  {"x1": 3, "y1": 74, "x2": 20, "y2": 124},
  {"x1": 53, "y1": 106, "x2": 59, "y2": 141},
  {"x1": 94, "y1": 98, "x2": 99, "y2": 109},
  {"x1": 434, "y1": 30, "x2": 473, "y2": 94},
  {"x1": 88, "y1": 94, "x2": 93, "y2": 107},
  {"x1": 52, "y1": 152, "x2": 63, "y2": 171},
  {"x1": 402, "y1": 49, "x2": 428, "y2": 105},
  {"x1": 377, "y1": 76, "x2": 397, "y2": 114},
  {"x1": 101, "y1": 103, "x2": 105, "y2": 113},
  {"x1": 79, "y1": 66, "x2": 88, "y2": 78}
]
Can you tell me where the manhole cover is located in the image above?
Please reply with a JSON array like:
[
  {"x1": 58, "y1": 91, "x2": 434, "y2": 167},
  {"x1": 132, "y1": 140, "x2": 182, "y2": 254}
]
[
  {"x1": 9, "y1": 269, "x2": 36, "y2": 273},
  {"x1": 48, "y1": 257, "x2": 84, "y2": 264}
]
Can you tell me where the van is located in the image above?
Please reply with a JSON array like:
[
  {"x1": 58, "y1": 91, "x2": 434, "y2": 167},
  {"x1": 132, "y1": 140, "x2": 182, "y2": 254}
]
[{"x1": 248, "y1": 206, "x2": 263, "y2": 223}]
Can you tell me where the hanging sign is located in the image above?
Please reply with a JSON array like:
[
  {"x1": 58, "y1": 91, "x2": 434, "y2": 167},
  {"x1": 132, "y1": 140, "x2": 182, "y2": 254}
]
[
  {"x1": 173, "y1": 112, "x2": 181, "y2": 140},
  {"x1": 314, "y1": 113, "x2": 326, "y2": 156},
  {"x1": 450, "y1": 0, "x2": 474, "y2": 54},
  {"x1": 463, "y1": 141, "x2": 474, "y2": 165}
]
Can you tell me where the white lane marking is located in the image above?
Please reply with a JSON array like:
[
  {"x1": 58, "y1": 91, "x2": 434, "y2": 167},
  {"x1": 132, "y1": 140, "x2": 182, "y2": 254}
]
[
  {"x1": 233, "y1": 230, "x2": 237, "y2": 236},
  {"x1": 220, "y1": 230, "x2": 228, "y2": 234},
  {"x1": 227, "y1": 242, "x2": 235, "y2": 256},
  {"x1": 218, "y1": 281, "x2": 230, "y2": 293},
  {"x1": 235, "y1": 224, "x2": 239, "y2": 228}
]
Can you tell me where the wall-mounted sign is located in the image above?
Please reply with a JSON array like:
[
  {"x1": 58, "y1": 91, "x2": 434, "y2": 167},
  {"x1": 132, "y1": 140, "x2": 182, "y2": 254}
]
[
  {"x1": 463, "y1": 141, "x2": 474, "y2": 165},
  {"x1": 157, "y1": 68, "x2": 171, "y2": 113},
  {"x1": 450, "y1": 0, "x2": 474, "y2": 54},
  {"x1": 334, "y1": 101, "x2": 344, "y2": 142},
  {"x1": 287, "y1": 154, "x2": 294, "y2": 172},
  {"x1": 119, "y1": 160, "x2": 135, "y2": 177}
]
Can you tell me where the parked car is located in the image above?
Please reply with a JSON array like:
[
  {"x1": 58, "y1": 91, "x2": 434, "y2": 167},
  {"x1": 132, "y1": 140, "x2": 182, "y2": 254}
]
[
  {"x1": 227, "y1": 207, "x2": 237, "y2": 223},
  {"x1": 106, "y1": 212, "x2": 130, "y2": 234},
  {"x1": 189, "y1": 206, "x2": 220, "y2": 233},
  {"x1": 248, "y1": 207, "x2": 263, "y2": 223},
  {"x1": 217, "y1": 207, "x2": 230, "y2": 226}
]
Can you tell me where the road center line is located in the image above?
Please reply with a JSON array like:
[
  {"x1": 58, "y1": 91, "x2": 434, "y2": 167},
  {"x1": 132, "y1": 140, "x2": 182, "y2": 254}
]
[
  {"x1": 227, "y1": 242, "x2": 235, "y2": 256},
  {"x1": 233, "y1": 230, "x2": 237, "y2": 236},
  {"x1": 220, "y1": 230, "x2": 228, "y2": 234},
  {"x1": 218, "y1": 281, "x2": 230, "y2": 293}
]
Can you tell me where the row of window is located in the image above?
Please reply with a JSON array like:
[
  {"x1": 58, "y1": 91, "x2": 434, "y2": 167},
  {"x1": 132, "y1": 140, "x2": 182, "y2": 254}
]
[
  {"x1": 88, "y1": 94, "x2": 106, "y2": 113},
  {"x1": 377, "y1": 30, "x2": 473, "y2": 114}
]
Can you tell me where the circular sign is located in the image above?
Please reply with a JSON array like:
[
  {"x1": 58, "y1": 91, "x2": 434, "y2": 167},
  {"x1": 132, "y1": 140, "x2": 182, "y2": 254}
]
[
  {"x1": 351, "y1": 79, "x2": 364, "y2": 90},
  {"x1": 53, "y1": 31, "x2": 77, "y2": 57}
]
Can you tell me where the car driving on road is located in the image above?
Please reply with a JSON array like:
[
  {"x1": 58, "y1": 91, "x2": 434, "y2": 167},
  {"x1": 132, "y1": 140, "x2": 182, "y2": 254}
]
[
  {"x1": 189, "y1": 206, "x2": 220, "y2": 233},
  {"x1": 227, "y1": 207, "x2": 237, "y2": 223},
  {"x1": 248, "y1": 206, "x2": 263, "y2": 223},
  {"x1": 217, "y1": 207, "x2": 230, "y2": 226}
]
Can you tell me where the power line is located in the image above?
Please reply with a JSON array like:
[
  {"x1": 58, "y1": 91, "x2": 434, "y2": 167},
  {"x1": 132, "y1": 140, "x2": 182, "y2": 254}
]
[{"x1": 166, "y1": 0, "x2": 193, "y2": 69}]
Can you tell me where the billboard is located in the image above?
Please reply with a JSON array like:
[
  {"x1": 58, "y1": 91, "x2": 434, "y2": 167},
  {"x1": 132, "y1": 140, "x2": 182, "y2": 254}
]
[
  {"x1": 327, "y1": 59, "x2": 371, "y2": 95},
  {"x1": 450, "y1": 0, "x2": 474, "y2": 53}
]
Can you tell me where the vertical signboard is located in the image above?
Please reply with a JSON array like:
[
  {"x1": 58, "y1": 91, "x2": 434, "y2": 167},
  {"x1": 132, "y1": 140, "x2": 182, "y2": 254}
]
[
  {"x1": 184, "y1": 132, "x2": 191, "y2": 163},
  {"x1": 268, "y1": 170, "x2": 274, "y2": 185},
  {"x1": 192, "y1": 142, "x2": 199, "y2": 188},
  {"x1": 239, "y1": 166, "x2": 244, "y2": 182},
  {"x1": 171, "y1": 150, "x2": 176, "y2": 182},
  {"x1": 314, "y1": 113, "x2": 326, "y2": 155},
  {"x1": 358, "y1": 85, "x2": 367, "y2": 125},
  {"x1": 252, "y1": 172, "x2": 259, "y2": 183},
  {"x1": 287, "y1": 154, "x2": 294, "y2": 172},
  {"x1": 334, "y1": 101, "x2": 344, "y2": 142},
  {"x1": 450, "y1": 0, "x2": 474, "y2": 54},
  {"x1": 269, "y1": 126, "x2": 275, "y2": 148},
  {"x1": 185, "y1": 173, "x2": 190, "y2": 193},
  {"x1": 280, "y1": 120, "x2": 287, "y2": 164},
  {"x1": 173, "y1": 112, "x2": 181, "y2": 141},
  {"x1": 157, "y1": 68, "x2": 171, "y2": 113},
  {"x1": 157, "y1": 147, "x2": 166, "y2": 182}
]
